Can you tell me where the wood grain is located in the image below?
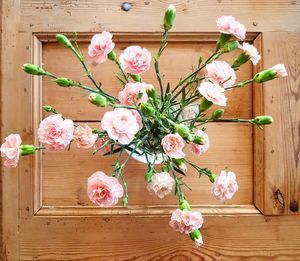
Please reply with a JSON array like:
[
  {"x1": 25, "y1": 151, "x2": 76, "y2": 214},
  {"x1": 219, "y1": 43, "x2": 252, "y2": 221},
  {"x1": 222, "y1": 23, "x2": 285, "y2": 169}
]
[{"x1": 262, "y1": 32, "x2": 300, "y2": 215}]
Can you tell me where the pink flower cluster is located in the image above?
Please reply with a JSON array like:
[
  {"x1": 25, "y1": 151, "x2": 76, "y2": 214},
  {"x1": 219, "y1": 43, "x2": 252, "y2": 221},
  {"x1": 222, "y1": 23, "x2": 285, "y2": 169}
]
[
  {"x1": 147, "y1": 172, "x2": 175, "y2": 198},
  {"x1": 161, "y1": 133, "x2": 185, "y2": 159},
  {"x1": 0, "y1": 134, "x2": 22, "y2": 168},
  {"x1": 87, "y1": 171, "x2": 123, "y2": 207},
  {"x1": 216, "y1": 16, "x2": 246, "y2": 40},
  {"x1": 88, "y1": 31, "x2": 115, "y2": 64},
  {"x1": 74, "y1": 124, "x2": 98, "y2": 149},
  {"x1": 118, "y1": 82, "x2": 148, "y2": 106},
  {"x1": 212, "y1": 171, "x2": 238, "y2": 201},
  {"x1": 119, "y1": 46, "x2": 151, "y2": 75},
  {"x1": 206, "y1": 61, "x2": 236, "y2": 88},
  {"x1": 169, "y1": 209, "x2": 203, "y2": 234},
  {"x1": 190, "y1": 129, "x2": 210, "y2": 155},
  {"x1": 38, "y1": 114, "x2": 74, "y2": 150},
  {"x1": 198, "y1": 81, "x2": 227, "y2": 107}
]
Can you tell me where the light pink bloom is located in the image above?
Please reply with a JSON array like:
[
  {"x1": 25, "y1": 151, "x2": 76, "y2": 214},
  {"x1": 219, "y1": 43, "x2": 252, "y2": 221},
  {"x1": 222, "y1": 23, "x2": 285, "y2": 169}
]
[
  {"x1": 101, "y1": 108, "x2": 139, "y2": 145},
  {"x1": 161, "y1": 133, "x2": 185, "y2": 159},
  {"x1": 194, "y1": 235, "x2": 203, "y2": 248},
  {"x1": 74, "y1": 124, "x2": 98, "y2": 149},
  {"x1": 94, "y1": 136, "x2": 110, "y2": 155},
  {"x1": 239, "y1": 42, "x2": 261, "y2": 65},
  {"x1": 216, "y1": 16, "x2": 246, "y2": 40},
  {"x1": 206, "y1": 61, "x2": 236, "y2": 88},
  {"x1": 130, "y1": 110, "x2": 143, "y2": 130},
  {"x1": 272, "y1": 64, "x2": 288, "y2": 77},
  {"x1": 169, "y1": 209, "x2": 204, "y2": 234},
  {"x1": 178, "y1": 162, "x2": 187, "y2": 173},
  {"x1": 212, "y1": 170, "x2": 238, "y2": 201},
  {"x1": 147, "y1": 172, "x2": 175, "y2": 198},
  {"x1": 88, "y1": 32, "x2": 115, "y2": 64},
  {"x1": 119, "y1": 46, "x2": 151, "y2": 75},
  {"x1": 118, "y1": 82, "x2": 148, "y2": 106},
  {"x1": 38, "y1": 114, "x2": 74, "y2": 150},
  {"x1": 0, "y1": 134, "x2": 22, "y2": 168},
  {"x1": 87, "y1": 171, "x2": 124, "y2": 207},
  {"x1": 190, "y1": 130, "x2": 210, "y2": 156},
  {"x1": 198, "y1": 81, "x2": 227, "y2": 107}
]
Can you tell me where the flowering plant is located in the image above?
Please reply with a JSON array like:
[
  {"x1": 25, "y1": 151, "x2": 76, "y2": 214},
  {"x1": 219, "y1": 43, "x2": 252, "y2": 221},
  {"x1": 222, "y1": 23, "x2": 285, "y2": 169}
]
[{"x1": 1, "y1": 5, "x2": 287, "y2": 247}]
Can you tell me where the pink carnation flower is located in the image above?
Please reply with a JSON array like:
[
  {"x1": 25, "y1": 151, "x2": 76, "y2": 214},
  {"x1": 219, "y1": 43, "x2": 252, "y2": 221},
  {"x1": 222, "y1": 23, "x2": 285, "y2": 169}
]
[
  {"x1": 38, "y1": 114, "x2": 74, "y2": 150},
  {"x1": 212, "y1": 170, "x2": 238, "y2": 201},
  {"x1": 101, "y1": 108, "x2": 140, "y2": 145},
  {"x1": 118, "y1": 82, "x2": 148, "y2": 106},
  {"x1": 74, "y1": 124, "x2": 98, "y2": 149},
  {"x1": 87, "y1": 171, "x2": 124, "y2": 207},
  {"x1": 161, "y1": 133, "x2": 185, "y2": 159},
  {"x1": 130, "y1": 109, "x2": 143, "y2": 130},
  {"x1": 190, "y1": 130, "x2": 210, "y2": 155},
  {"x1": 206, "y1": 61, "x2": 236, "y2": 88},
  {"x1": 147, "y1": 172, "x2": 175, "y2": 198},
  {"x1": 88, "y1": 32, "x2": 115, "y2": 64},
  {"x1": 216, "y1": 16, "x2": 246, "y2": 40},
  {"x1": 239, "y1": 43, "x2": 261, "y2": 65},
  {"x1": 119, "y1": 46, "x2": 151, "y2": 75},
  {"x1": 0, "y1": 134, "x2": 22, "y2": 168},
  {"x1": 198, "y1": 81, "x2": 227, "y2": 107},
  {"x1": 272, "y1": 64, "x2": 288, "y2": 77},
  {"x1": 94, "y1": 136, "x2": 111, "y2": 155},
  {"x1": 169, "y1": 209, "x2": 204, "y2": 234}
]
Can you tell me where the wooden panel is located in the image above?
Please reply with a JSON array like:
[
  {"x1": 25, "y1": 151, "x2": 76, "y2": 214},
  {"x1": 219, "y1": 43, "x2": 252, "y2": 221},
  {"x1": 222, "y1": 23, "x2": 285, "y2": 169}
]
[
  {"x1": 20, "y1": 1, "x2": 300, "y2": 32},
  {"x1": 42, "y1": 123, "x2": 253, "y2": 208},
  {"x1": 42, "y1": 35, "x2": 253, "y2": 121},
  {"x1": 19, "y1": 215, "x2": 300, "y2": 260},
  {"x1": 260, "y1": 32, "x2": 300, "y2": 215}
]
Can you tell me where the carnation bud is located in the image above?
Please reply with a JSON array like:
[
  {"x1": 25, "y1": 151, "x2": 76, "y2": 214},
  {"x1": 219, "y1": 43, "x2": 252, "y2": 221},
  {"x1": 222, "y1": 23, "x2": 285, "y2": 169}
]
[
  {"x1": 173, "y1": 159, "x2": 187, "y2": 173},
  {"x1": 209, "y1": 173, "x2": 218, "y2": 183},
  {"x1": 199, "y1": 98, "x2": 213, "y2": 113},
  {"x1": 179, "y1": 199, "x2": 191, "y2": 211},
  {"x1": 212, "y1": 109, "x2": 224, "y2": 119},
  {"x1": 189, "y1": 229, "x2": 203, "y2": 247},
  {"x1": 253, "y1": 115, "x2": 273, "y2": 125},
  {"x1": 175, "y1": 124, "x2": 192, "y2": 140},
  {"x1": 107, "y1": 50, "x2": 117, "y2": 61},
  {"x1": 23, "y1": 63, "x2": 47, "y2": 76},
  {"x1": 232, "y1": 52, "x2": 250, "y2": 68},
  {"x1": 145, "y1": 84, "x2": 158, "y2": 107},
  {"x1": 223, "y1": 40, "x2": 239, "y2": 53},
  {"x1": 20, "y1": 145, "x2": 36, "y2": 156},
  {"x1": 56, "y1": 34, "x2": 73, "y2": 49},
  {"x1": 141, "y1": 103, "x2": 156, "y2": 117},
  {"x1": 42, "y1": 105, "x2": 57, "y2": 113},
  {"x1": 131, "y1": 74, "x2": 142, "y2": 82},
  {"x1": 253, "y1": 64, "x2": 287, "y2": 83},
  {"x1": 88, "y1": 93, "x2": 108, "y2": 107},
  {"x1": 163, "y1": 5, "x2": 176, "y2": 31},
  {"x1": 191, "y1": 135, "x2": 205, "y2": 145},
  {"x1": 53, "y1": 77, "x2": 75, "y2": 87}
]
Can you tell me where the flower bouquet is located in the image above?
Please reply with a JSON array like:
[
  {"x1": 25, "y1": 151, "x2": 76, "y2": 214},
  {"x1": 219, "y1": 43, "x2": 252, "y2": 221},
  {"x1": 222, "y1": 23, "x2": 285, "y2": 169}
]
[{"x1": 1, "y1": 5, "x2": 287, "y2": 247}]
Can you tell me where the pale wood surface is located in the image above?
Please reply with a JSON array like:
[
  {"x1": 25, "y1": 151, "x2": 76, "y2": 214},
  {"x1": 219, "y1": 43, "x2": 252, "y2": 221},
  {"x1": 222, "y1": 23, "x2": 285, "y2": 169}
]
[{"x1": 1, "y1": 0, "x2": 300, "y2": 260}]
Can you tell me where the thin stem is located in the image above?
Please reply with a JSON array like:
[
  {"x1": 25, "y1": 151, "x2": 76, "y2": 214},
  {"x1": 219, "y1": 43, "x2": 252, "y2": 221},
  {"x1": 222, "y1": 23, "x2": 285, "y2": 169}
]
[
  {"x1": 167, "y1": 159, "x2": 185, "y2": 202},
  {"x1": 225, "y1": 79, "x2": 254, "y2": 90},
  {"x1": 115, "y1": 59, "x2": 129, "y2": 84}
]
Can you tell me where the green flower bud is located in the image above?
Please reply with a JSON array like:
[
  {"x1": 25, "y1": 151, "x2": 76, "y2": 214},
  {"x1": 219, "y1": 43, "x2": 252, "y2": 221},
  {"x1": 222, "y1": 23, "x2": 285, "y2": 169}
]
[
  {"x1": 163, "y1": 5, "x2": 176, "y2": 31},
  {"x1": 191, "y1": 135, "x2": 205, "y2": 145},
  {"x1": 23, "y1": 63, "x2": 47, "y2": 76},
  {"x1": 223, "y1": 40, "x2": 239, "y2": 53},
  {"x1": 107, "y1": 50, "x2": 117, "y2": 61},
  {"x1": 42, "y1": 105, "x2": 57, "y2": 113},
  {"x1": 53, "y1": 77, "x2": 75, "y2": 87},
  {"x1": 88, "y1": 93, "x2": 108, "y2": 107},
  {"x1": 212, "y1": 109, "x2": 224, "y2": 119},
  {"x1": 216, "y1": 33, "x2": 231, "y2": 50},
  {"x1": 145, "y1": 84, "x2": 158, "y2": 107},
  {"x1": 131, "y1": 74, "x2": 142, "y2": 82},
  {"x1": 179, "y1": 199, "x2": 191, "y2": 211},
  {"x1": 189, "y1": 229, "x2": 201, "y2": 241},
  {"x1": 175, "y1": 124, "x2": 191, "y2": 139},
  {"x1": 209, "y1": 173, "x2": 218, "y2": 183},
  {"x1": 253, "y1": 115, "x2": 273, "y2": 125},
  {"x1": 56, "y1": 34, "x2": 73, "y2": 49},
  {"x1": 122, "y1": 196, "x2": 128, "y2": 206},
  {"x1": 253, "y1": 68, "x2": 278, "y2": 83},
  {"x1": 20, "y1": 145, "x2": 36, "y2": 156},
  {"x1": 144, "y1": 169, "x2": 156, "y2": 182},
  {"x1": 232, "y1": 52, "x2": 250, "y2": 68},
  {"x1": 199, "y1": 98, "x2": 213, "y2": 113},
  {"x1": 141, "y1": 103, "x2": 156, "y2": 117}
]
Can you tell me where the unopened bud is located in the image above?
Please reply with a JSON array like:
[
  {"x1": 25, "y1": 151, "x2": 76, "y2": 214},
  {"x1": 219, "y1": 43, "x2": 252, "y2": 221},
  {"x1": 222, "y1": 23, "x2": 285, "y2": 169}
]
[
  {"x1": 107, "y1": 50, "x2": 117, "y2": 61},
  {"x1": 88, "y1": 93, "x2": 108, "y2": 107},
  {"x1": 163, "y1": 5, "x2": 176, "y2": 31},
  {"x1": 131, "y1": 74, "x2": 142, "y2": 82},
  {"x1": 223, "y1": 40, "x2": 239, "y2": 53},
  {"x1": 20, "y1": 145, "x2": 36, "y2": 156},
  {"x1": 253, "y1": 64, "x2": 287, "y2": 83},
  {"x1": 54, "y1": 77, "x2": 75, "y2": 87},
  {"x1": 173, "y1": 159, "x2": 187, "y2": 173},
  {"x1": 175, "y1": 124, "x2": 191, "y2": 140},
  {"x1": 212, "y1": 109, "x2": 224, "y2": 119},
  {"x1": 56, "y1": 34, "x2": 73, "y2": 49},
  {"x1": 179, "y1": 199, "x2": 191, "y2": 211},
  {"x1": 253, "y1": 115, "x2": 273, "y2": 125},
  {"x1": 189, "y1": 229, "x2": 203, "y2": 247},
  {"x1": 199, "y1": 98, "x2": 213, "y2": 113},
  {"x1": 42, "y1": 105, "x2": 57, "y2": 113},
  {"x1": 191, "y1": 135, "x2": 205, "y2": 145},
  {"x1": 232, "y1": 52, "x2": 250, "y2": 68},
  {"x1": 209, "y1": 173, "x2": 218, "y2": 183},
  {"x1": 145, "y1": 84, "x2": 158, "y2": 107},
  {"x1": 141, "y1": 103, "x2": 156, "y2": 117},
  {"x1": 23, "y1": 63, "x2": 47, "y2": 76}
]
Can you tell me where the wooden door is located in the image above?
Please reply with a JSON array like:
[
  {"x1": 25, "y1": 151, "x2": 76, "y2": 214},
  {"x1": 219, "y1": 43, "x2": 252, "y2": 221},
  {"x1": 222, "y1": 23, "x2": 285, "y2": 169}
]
[{"x1": 1, "y1": 1, "x2": 300, "y2": 260}]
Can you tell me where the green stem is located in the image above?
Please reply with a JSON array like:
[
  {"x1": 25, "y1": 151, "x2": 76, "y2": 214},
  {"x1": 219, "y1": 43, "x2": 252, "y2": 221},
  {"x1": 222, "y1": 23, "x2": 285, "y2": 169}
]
[{"x1": 226, "y1": 79, "x2": 254, "y2": 90}]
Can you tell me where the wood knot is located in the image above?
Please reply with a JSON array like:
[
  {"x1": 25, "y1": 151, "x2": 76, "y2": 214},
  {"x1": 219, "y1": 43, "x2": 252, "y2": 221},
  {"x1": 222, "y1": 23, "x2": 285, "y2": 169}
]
[
  {"x1": 289, "y1": 201, "x2": 298, "y2": 212},
  {"x1": 274, "y1": 189, "x2": 285, "y2": 206}
]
